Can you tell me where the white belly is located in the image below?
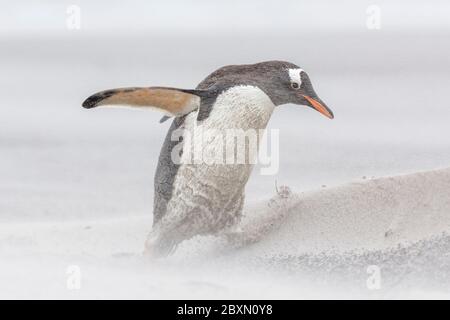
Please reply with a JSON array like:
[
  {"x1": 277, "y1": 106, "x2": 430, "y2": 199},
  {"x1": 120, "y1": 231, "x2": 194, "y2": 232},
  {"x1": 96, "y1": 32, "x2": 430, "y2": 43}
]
[{"x1": 161, "y1": 85, "x2": 275, "y2": 237}]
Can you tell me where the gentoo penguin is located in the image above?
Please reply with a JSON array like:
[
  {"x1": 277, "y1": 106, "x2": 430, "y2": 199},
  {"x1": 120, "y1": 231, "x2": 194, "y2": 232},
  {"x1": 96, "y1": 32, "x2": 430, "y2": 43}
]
[{"x1": 82, "y1": 60, "x2": 333, "y2": 256}]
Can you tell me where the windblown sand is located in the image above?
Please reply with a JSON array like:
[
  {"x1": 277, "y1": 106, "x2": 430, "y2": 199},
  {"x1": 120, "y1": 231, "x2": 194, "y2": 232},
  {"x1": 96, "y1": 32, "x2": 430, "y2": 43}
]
[{"x1": 1, "y1": 168, "x2": 449, "y2": 299}]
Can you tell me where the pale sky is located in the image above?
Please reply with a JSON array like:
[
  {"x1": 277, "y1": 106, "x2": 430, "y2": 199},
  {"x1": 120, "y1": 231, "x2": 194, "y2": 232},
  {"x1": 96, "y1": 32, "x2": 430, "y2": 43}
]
[{"x1": 2, "y1": 0, "x2": 450, "y2": 36}]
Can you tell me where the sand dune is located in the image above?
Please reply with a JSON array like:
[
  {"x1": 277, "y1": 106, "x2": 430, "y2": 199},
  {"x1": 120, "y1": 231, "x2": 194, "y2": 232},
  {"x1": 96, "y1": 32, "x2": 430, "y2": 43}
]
[
  {"x1": 226, "y1": 167, "x2": 450, "y2": 297},
  {"x1": 236, "y1": 167, "x2": 450, "y2": 255}
]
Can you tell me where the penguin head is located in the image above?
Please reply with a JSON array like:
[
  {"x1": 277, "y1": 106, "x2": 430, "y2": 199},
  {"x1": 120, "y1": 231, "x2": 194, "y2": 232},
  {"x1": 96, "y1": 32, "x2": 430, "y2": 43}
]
[{"x1": 252, "y1": 61, "x2": 334, "y2": 119}]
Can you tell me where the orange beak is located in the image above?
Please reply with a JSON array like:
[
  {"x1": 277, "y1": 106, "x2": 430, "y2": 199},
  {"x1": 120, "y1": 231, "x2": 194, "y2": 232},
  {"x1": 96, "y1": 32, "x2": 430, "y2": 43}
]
[{"x1": 302, "y1": 95, "x2": 334, "y2": 119}]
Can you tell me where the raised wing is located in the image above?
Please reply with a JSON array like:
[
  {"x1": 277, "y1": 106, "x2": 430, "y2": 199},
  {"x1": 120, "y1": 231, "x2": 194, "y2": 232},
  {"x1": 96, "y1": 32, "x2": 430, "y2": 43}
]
[{"x1": 82, "y1": 87, "x2": 204, "y2": 117}]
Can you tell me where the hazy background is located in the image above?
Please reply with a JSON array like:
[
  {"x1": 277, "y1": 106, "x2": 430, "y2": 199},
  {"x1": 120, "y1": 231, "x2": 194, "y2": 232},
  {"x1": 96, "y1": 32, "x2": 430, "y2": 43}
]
[{"x1": 1, "y1": 0, "x2": 450, "y2": 299}]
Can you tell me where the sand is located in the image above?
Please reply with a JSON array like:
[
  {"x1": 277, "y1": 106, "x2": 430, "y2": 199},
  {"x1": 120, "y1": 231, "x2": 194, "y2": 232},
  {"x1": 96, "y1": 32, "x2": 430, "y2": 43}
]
[{"x1": 1, "y1": 167, "x2": 449, "y2": 299}]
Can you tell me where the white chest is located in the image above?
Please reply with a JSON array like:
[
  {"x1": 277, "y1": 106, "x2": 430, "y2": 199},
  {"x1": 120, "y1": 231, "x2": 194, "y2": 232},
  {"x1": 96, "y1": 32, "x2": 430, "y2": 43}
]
[
  {"x1": 179, "y1": 85, "x2": 275, "y2": 165},
  {"x1": 165, "y1": 86, "x2": 275, "y2": 227},
  {"x1": 195, "y1": 85, "x2": 275, "y2": 131}
]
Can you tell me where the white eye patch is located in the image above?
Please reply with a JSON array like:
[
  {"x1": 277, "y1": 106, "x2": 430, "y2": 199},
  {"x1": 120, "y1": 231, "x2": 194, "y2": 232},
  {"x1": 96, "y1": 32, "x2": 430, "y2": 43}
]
[{"x1": 288, "y1": 68, "x2": 304, "y2": 86}]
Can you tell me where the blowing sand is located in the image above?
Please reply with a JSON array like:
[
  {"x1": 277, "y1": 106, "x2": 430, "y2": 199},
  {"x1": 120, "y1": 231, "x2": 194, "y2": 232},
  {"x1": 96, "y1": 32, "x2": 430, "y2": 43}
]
[{"x1": 1, "y1": 167, "x2": 449, "y2": 299}]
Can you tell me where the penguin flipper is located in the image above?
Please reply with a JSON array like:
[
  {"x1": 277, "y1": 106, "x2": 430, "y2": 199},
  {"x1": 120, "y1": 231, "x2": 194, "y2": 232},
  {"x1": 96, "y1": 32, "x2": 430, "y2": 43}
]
[
  {"x1": 197, "y1": 103, "x2": 213, "y2": 122},
  {"x1": 82, "y1": 86, "x2": 206, "y2": 118},
  {"x1": 159, "y1": 115, "x2": 171, "y2": 123},
  {"x1": 195, "y1": 86, "x2": 220, "y2": 122}
]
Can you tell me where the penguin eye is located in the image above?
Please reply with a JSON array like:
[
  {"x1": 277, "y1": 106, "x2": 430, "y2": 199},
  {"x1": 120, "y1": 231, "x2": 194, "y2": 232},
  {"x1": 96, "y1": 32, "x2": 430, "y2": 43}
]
[{"x1": 291, "y1": 82, "x2": 300, "y2": 89}]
